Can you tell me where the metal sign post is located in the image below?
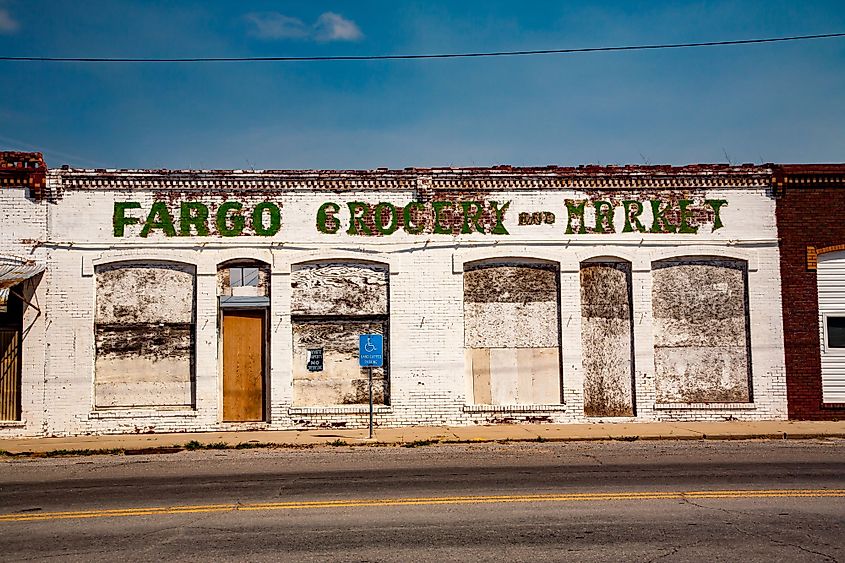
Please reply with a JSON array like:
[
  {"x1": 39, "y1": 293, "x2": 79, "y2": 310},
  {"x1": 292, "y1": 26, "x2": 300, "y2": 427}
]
[
  {"x1": 368, "y1": 366, "x2": 373, "y2": 439},
  {"x1": 358, "y1": 334, "x2": 384, "y2": 440}
]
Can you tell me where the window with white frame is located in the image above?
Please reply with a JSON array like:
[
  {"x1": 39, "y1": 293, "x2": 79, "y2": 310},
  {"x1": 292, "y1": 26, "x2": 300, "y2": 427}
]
[{"x1": 818, "y1": 250, "x2": 845, "y2": 403}]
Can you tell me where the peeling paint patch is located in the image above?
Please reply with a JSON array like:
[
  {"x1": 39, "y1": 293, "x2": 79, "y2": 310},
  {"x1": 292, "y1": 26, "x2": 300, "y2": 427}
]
[
  {"x1": 292, "y1": 320, "x2": 387, "y2": 406},
  {"x1": 581, "y1": 262, "x2": 635, "y2": 417},
  {"x1": 94, "y1": 263, "x2": 196, "y2": 408},
  {"x1": 291, "y1": 263, "x2": 388, "y2": 316},
  {"x1": 464, "y1": 262, "x2": 561, "y2": 405},
  {"x1": 652, "y1": 259, "x2": 751, "y2": 403},
  {"x1": 464, "y1": 264, "x2": 557, "y2": 304}
]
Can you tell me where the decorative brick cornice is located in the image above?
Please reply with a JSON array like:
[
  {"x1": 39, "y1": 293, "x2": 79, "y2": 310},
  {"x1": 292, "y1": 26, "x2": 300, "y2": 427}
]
[
  {"x1": 773, "y1": 164, "x2": 845, "y2": 195},
  {"x1": 49, "y1": 164, "x2": 773, "y2": 192}
]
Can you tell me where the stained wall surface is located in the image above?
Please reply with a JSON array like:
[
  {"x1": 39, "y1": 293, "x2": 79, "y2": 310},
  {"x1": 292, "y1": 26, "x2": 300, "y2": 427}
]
[
  {"x1": 580, "y1": 262, "x2": 634, "y2": 416},
  {"x1": 652, "y1": 259, "x2": 750, "y2": 403},
  {"x1": 94, "y1": 263, "x2": 195, "y2": 408},
  {"x1": 291, "y1": 263, "x2": 388, "y2": 406},
  {"x1": 0, "y1": 165, "x2": 791, "y2": 436},
  {"x1": 464, "y1": 263, "x2": 561, "y2": 405}
]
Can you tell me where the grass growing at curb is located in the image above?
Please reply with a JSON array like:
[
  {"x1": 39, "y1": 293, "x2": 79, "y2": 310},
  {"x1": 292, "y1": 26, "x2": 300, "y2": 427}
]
[
  {"x1": 2, "y1": 431, "x2": 840, "y2": 458},
  {"x1": 235, "y1": 442, "x2": 275, "y2": 450},
  {"x1": 403, "y1": 439, "x2": 440, "y2": 448}
]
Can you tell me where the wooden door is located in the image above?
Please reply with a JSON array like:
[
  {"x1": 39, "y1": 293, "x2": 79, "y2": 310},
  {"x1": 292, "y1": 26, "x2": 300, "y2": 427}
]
[
  {"x1": 0, "y1": 329, "x2": 20, "y2": 421},
  {"x1": 223, "y1": 311, "x2": 265, "y2": 422}
]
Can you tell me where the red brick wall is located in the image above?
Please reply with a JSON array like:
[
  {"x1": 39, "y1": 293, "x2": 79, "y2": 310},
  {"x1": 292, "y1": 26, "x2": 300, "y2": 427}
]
[{"x1": 776, "y1": 177, "x2": 845, "y2": 419}]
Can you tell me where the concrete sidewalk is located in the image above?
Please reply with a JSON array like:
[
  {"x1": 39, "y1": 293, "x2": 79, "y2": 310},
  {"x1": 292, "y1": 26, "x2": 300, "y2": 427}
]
[{"x1": 1, "y1": 420, "x2": 844, "y2": 455}]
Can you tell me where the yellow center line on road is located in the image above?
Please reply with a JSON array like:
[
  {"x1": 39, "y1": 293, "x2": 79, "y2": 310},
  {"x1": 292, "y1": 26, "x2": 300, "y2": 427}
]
[{"x1": 1, "y1": 489, "x2": 842, "y2": 523}]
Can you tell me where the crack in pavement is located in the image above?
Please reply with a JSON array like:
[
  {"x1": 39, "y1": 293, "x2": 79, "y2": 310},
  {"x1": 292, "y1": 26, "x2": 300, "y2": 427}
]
[{"x1": 681, "y1": 495, "x2": 840, "y2": 562}]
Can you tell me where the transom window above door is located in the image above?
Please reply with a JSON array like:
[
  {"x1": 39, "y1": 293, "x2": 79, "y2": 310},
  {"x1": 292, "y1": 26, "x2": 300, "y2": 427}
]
[{"x1": 230, "y1": 267, "x2": 259, "y2": 287}]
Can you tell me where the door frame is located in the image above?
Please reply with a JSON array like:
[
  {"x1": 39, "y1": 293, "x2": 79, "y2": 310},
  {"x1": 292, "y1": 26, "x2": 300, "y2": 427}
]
[{"x1": 219, "y1": 307, "x2": 270, "y2": 423}]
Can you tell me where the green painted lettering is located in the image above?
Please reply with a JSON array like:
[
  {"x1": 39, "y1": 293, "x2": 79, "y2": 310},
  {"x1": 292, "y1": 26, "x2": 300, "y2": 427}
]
[
  {"x1": 113, "y1": 202, "x2": 141, "y2": 237},
  {"x1": 139, "y1": 202, "x2": 176, "y2": 238},
  {"x1": 215, "y1": 201, "x2": 245, "y2": 236},
  {"x1": 432, "y1": 201, "x2": 453, "y2": 235},
  {"x1": 252, "y1": 202, "x2": 281, "y2": 236},
  {"x1": 373, "y1": 202, "x2": 398, "y2": 235},
  {"x1": 678, "y1": 199, "x2": 698, "y2": 234},
  {"x1": 317, "y1": 202, "x2": 340, "y2": 234},
  {"x1": 179, "y1": 202, "x2": 210, "y2": 236},
  {"x1": 622, "y1": 200, "x2": 646, "y2": 233},
  {"x1": 565, "y1": 200, "x2": 587, "y2": 234},
  {"x1": 705, "y1": 199, "x2": 728, "y2": 231},
  {"x1": 347, "y1": 201, "x2": 371, "y2": 235},
  {"x1": 649, "y1": 200, "x2": 677, "y2": 233},
  {"x1": 594, "y1": 200, "x2": 615, "y2": 233},
  {"x1": 403, "y1": 201, "x2": 425, "y2": 234},
  {"x1": 489, "y1": 201, "x2": 510, "y2": 235},
  {"x1": 460, "y1": 201, "x2": 485, "y2": 234}
]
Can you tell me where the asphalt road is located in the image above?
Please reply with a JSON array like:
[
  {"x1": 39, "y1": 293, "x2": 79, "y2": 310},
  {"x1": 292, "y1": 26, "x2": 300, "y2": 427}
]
[{"x1": 0, "y1": 439, "x2": 843, "y2": 562}]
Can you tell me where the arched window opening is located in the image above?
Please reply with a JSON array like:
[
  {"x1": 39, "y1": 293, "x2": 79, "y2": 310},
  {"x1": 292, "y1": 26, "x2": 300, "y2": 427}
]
[
  {"x1": 818, "y1": 250, "x2": 845, "y2": 403},
  {"x1": 94, "y1": 261, "x2": 196, "y2": 409},
  {"x1": 290, "y1": 261, "x2": 389, "y2": 406},
  {"x1": 217, "y1": 259, "x2": 271, "y2": 422},
  {"x1": 652, "y1": 257, "x2": 751, "y2": 403},
  {"x1": 464, "y1": 260, "x2": 561, "y2": 405},
  {"x1": 580, "y1": 259, "x2": 635, "y2": 416}
]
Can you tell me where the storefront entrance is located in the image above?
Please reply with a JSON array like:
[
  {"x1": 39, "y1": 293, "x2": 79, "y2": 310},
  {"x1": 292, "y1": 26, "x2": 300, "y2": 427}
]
[
  {"x1": 222, "y1": 310, "x2": 266, "y2": 422},
  {"x1": 0, "y1": 286, "x2": 21, "y2": 421}
]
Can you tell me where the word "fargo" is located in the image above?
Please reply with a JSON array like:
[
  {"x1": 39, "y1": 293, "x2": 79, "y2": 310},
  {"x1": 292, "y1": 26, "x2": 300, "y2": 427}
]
[{"x1": 113, "y1": 201, "x2": 282, "y2": 237}]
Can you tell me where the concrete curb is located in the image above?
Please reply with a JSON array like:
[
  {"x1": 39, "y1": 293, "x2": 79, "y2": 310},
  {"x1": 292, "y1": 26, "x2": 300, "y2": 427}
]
[{"x1": 1, "y1": 421, "x2": 844, "y2": 456}]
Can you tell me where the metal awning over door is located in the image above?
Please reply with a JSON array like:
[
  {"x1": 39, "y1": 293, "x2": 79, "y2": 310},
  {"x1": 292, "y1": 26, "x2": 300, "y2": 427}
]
[
  {"x1": 0, "y1": 258, "x2": 45, "y2": 290},
  {"x1": 0, "y1": 257, "x2": 45, "y2": 314}
]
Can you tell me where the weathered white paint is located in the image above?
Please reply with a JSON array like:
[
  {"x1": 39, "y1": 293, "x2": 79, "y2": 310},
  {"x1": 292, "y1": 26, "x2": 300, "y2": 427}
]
[
  {"x1": 0, "y1": 168, "x2": 790, "y2": 437},
  {"x1": 652, "y1": 259, "x2": 750, "y2": 403},
  {"x1": 464, "y1": 302, "x2": 558, "y2": 348},
  {"x1": 96, "y1": 263, "x2": 194, "y2": 324},
  {"x1": 291, "y1": 320, "x2": 386, "y2": 406},
  {"x1": 94, "y1": 263, "x2": 195, "y2": 408},
  {"x1": 291, "y1": 263, "x2": 388, "y2": 316}
]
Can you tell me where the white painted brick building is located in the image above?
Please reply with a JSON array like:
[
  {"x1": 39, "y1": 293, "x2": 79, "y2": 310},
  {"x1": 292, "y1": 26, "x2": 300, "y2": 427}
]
[{"x1": 0, "y1": 162, "x2": 788, "y2": 437}]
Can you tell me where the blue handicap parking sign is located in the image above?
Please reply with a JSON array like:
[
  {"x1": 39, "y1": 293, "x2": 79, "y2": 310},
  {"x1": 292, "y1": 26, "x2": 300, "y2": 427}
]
[{"x1": 359, "y1": 334, "x2": 383, "y2": 367}]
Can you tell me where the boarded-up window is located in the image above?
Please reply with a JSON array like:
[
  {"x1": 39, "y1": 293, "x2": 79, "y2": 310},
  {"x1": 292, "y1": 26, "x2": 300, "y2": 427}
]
[
  {"x1": 652, "y1": 258, "x2": 751, "y2": 403},
  {"x1": 464, "y1": 262, "x2": 561, "y2": 405},
  {"x1": 818, "y1": 250, "x2": 845, "y2": 403},
  {"x1": 290, "y1": 263, "x2": 388, "y2": 406},
  {"x1": 95, "y1": 262, "x2": 196, "y2": 408},
  {"x1": 581, "y1": 261, "x2": 635, "y2": 416}
]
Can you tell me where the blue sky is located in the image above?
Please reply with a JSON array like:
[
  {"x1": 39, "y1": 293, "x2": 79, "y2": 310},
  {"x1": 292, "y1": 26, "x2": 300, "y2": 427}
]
[{"x1": 0, "y1": 1, "x2": 843, "y2": 169}]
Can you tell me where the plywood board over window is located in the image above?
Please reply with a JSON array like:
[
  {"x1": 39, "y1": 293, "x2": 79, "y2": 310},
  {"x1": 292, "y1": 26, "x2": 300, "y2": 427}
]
[
  {"x1": 290, "y1": 262, "x2": 388, "y2": 406},
  {"x1": 581, "y1": 262, "x2": 635, "y2": 416},
  {"x1": 652, "y1": 258, "x2": 751, "y2": 403},
  {"x1": 94, "y1": 262, "x2": 196, "y2": 408},
  {"x1": 464, "y1": 262, "x2": 561, "y2": 405}
]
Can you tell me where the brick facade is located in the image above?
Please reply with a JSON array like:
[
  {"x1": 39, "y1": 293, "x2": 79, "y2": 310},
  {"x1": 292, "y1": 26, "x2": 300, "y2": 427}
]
[
  {"x1": 774, "y1": 165, "x2": 845, "y2": 419},
  {"x1": 0, "y1": 159, "x2": 791, "y2": 437}
]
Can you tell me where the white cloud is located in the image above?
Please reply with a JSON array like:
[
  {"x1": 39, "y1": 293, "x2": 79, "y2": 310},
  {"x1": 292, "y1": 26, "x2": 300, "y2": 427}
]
[
  {"x1": 244, "y1": 12, "x2": 308, "y2": 40},
  {"x1": 0, "y1": 7, "x2": 19, "y2": 34},
  {"x1": 314, "y1": 12, "x2": 363, "y2": 42},
  {"x1": 244, "y1": 11, "x2": 362, "y2": 42}
]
